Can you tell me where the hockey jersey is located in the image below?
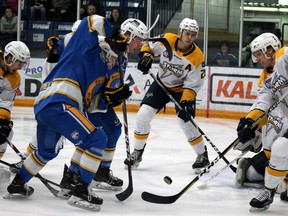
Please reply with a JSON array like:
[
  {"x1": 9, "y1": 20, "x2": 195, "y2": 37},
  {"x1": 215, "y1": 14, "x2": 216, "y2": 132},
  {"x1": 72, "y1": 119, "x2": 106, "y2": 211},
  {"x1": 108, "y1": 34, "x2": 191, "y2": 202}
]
[
  {"x1": 0, "y1": 53, "x2": 21, "y2": 120},
  {"x1": 34, "y1": 15, "x2": 115, "y2": 115},
  {"x1": 141, "y1": 33, "x2": 206, "y2": 101}
]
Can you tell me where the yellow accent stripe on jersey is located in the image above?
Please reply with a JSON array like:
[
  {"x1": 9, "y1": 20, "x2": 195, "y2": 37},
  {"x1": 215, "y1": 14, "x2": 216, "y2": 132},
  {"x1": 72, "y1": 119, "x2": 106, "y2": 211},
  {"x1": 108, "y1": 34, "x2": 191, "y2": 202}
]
[
  {"x1": 263, "y1": 149, "x2": 271, "y2": 159},
  {"x1": 0, "y1": 108, "x2": 11, "y2": 120},
  {"x1": 140, "y1": 44, "x2": 153, "y2": 53},
  {"x1": 246, "y1": 109, "x2": 267, "y2": 129},
  {"x1": 134, "y1": 133, "x2": 149, "y2": 140},
  {"x1": 181, "y1": 88, "x2": 196, "y2": 102},
  {"x1": 76, "y1": 146, "x2": 84, "y2": 154},
  {"x1": 267, "y1": 166, "x2": 287, "y2": 177},
  {"x1": 275, "y1": 46, "x2": 285, "y2": 60},
  {"x1": 53, "y1": 78, "x2": 80, "y2": 88},
  {"x1": 85, "y1": 77, "x2": 106, "y2": 106},
  {"x1": 65, "y1": 104, "x2": 95, "y2": 133},
  {"x1": 5, "y1": 71, "x2": 21, "y2": 90},
  {"x1": 26, "y1": 144, "x2": 36, "y2": 155},
  {"x1": 189, "y1": 135, "x2": 203, "y2": 146}
]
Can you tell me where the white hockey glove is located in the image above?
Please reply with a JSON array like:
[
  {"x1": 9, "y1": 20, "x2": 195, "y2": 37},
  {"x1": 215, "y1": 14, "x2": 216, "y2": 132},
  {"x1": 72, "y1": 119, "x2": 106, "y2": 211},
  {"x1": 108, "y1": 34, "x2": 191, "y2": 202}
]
[
  {"x1": 98, "y1": 36, "x2": 118, "y2": 69},
  {"x1": 234, "y1": 130, "x2": 262, "y2": 153}
]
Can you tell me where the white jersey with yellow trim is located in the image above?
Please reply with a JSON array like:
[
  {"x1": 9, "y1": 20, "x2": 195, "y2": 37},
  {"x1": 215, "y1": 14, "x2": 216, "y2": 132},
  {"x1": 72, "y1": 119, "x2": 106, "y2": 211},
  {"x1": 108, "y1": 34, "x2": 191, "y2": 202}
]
[{"x1": 143, "y1": 33, "x2": 206, "y2": 94}]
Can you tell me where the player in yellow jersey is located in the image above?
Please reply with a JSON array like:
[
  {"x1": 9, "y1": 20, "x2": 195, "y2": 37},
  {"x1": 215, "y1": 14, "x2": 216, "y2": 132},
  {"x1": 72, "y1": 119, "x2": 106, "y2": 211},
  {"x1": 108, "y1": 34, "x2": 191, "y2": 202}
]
[
  {"x1": 124, "y1": 18, "x2": 209, "y2": 174},
  {"x1": 236, "y1": 32, "x2": 288, "y2": 211},
  {"x1": 0, "y1": 41, "x2": 30, "y2": 181}
]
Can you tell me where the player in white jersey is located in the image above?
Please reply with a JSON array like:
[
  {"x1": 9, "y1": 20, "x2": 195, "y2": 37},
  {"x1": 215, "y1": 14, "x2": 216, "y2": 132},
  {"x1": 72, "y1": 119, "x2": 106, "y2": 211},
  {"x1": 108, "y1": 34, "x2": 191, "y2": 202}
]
[
  {"x1": 124, "y1": 18, "x2": 209, "y2": 174},
  {"x1": 0, "y1": 41, "x2": 30, "y2": 181},
  {"x1": 236, "y1": 32, "x2": 288, "y2": 211}
]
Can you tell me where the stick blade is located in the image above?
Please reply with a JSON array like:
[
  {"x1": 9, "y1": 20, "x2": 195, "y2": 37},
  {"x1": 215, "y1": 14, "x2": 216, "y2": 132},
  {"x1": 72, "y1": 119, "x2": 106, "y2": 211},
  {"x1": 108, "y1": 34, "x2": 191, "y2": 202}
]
[
  {"x1": 115, "y1": 185, "x2": 133, "y2": 201},
  {"x1": 141, "y1": 191, "x2": 178, "y2": 204}
]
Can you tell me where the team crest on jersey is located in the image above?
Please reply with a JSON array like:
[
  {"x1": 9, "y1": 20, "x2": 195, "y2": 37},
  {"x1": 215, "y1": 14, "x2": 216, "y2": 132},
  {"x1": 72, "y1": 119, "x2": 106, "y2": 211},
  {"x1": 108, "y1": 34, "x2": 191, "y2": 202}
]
[
  {"x1": 160, "y1": 61, "x2": 183, "y2": 78},
  {"x1": 268, "y1": 115, "x2": 283, "y2": 133},
  {"x1": 163, "y1": 50, "x2": 172, "y2": 59},
  {"x1": 272, "y1": 75, "x2": 288, "y2": 93},
  {"x1": 264, "y1": 77, "x2": 272, "y2": 89},
  {"x1": 71, "y1": 130, "x2": 79, "y2": 140}
]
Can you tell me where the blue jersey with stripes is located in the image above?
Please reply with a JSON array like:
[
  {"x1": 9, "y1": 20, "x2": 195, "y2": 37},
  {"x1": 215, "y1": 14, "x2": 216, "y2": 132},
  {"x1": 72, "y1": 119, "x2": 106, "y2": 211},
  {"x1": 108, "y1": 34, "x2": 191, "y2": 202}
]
[{"x1": 34, "y1": 15, "x2": 116, "y2": 115}]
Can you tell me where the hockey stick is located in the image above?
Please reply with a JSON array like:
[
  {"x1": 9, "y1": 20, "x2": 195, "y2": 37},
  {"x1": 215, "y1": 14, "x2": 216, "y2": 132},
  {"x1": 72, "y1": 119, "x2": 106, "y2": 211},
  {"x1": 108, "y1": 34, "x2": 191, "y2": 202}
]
[
  {"x1": 143, "y1": 37, "x2": 173, "y2": 61},
  {"x1": 115, "y1": 54, "x2": 133, "y2": 201},
  {"x1": 5, "y1": 139, "x2": 60, "y2": 197},
  {"x1": 197, "y1": 149, "x2": 249, "y2": 189},
  {"x1": 149, "y1": 72, "x2": 236, "y2": 173},
  {"x1": 141, "y1": 91, "x2": 288, "y2": 204}
]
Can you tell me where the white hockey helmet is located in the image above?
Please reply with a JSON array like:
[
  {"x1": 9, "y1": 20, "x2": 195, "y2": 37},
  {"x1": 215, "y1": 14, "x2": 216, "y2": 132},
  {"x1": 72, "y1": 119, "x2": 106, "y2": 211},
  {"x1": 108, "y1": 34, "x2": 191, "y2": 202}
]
[
  {"x1": 72, "y1": 20, "x2": 81, "y2": 32},
  {"x1": 250, "y1": 33, "x2": 281, "y2": 63},
  {"x1": 179, "y1": 18, "x2": 199, "y2": 38},
  {"x1": 121, "y1": 18, "x2": 148, "y2": 44},
  {"x1": 4, "y1": 41, "x2": 30, "y2": 70}
]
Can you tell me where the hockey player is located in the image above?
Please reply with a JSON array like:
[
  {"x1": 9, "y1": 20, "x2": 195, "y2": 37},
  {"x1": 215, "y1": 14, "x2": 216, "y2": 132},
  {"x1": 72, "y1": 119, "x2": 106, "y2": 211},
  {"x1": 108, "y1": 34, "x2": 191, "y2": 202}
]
[
  {"x1": 0, "y1": 41, "x2": 30, "y2": 182},
  {"x1": 5, "y1": 15, "x2": 128, "y2": 211},
  {"x1": 236, "y1": 32, "x2": 288, "y2": 211},
  {"x1": 235, "y1": 33, "x2": 282, "y2": 189},
  {"x1": 124, "y1": 18, "x2": 209, "y2": 174}
]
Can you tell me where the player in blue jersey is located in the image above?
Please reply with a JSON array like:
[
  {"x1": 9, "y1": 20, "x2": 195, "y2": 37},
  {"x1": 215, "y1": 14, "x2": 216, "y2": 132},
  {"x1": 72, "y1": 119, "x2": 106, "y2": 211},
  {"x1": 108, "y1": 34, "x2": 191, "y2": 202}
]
[{"x1": 5, "y1": 15, "x2": 128, "y2": 211}]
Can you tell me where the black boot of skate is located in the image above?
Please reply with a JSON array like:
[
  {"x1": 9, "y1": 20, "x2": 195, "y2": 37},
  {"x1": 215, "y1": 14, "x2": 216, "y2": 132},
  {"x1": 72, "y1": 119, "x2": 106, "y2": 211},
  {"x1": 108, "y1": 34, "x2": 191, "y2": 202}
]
[
  {"x1": 9, "y1": 160, "x2": 24, "y2": 174},
  {"x1": 4, "y1": 173, "x2": 34, "y2": 199},
  {"x1": 68, "y1": 179, "x2": 103, "y2": 211},
  {"x1": 58, "y1": 164, "x2": 79, "y2": 199},
  {"x1": 280, "y1": 190, "x2": 288, "y2": 202},
  {"x1": 124, "y1": 144, "x2": 146, "y2": 169},
  {"x1": 192, "y1": 146, "x2": 209, "y2": 174},
  {"x1": 249, "y1": 187, "x2": 275, "y2": 212},
  {"x1": 92, "y1": 167, "x2": 123, "y2": 191}
]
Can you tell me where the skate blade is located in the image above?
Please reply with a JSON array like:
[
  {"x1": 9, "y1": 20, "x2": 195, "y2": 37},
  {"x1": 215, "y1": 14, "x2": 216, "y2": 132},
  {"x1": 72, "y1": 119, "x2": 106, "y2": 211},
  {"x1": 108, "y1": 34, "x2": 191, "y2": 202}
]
[
  {"x1": 249, "y1": 205, "x2": 270, "y2": 212},
  {"x1": 91, "y1": 181, "x2": 122, "y2": 191},
  {"x1": 57, "y1": 189, "x2": 72, "y2": 199},
  {"x1": 67, "y1": 195, "x2": 101, "y2": 212},
  {"x1": 3, "y1": 192, "x2": 30, "y2": 200}
]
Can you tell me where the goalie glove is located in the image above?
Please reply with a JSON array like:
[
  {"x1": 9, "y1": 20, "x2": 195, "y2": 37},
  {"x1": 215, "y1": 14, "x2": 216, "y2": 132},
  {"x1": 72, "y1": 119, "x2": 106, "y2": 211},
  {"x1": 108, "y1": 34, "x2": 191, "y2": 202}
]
[
  {"x1": 0, "y1": 119, "x2": 13, "y2": 144},
  {"x1": 237, "y1": 117, "x2": 257, "y2": 144},
  {"x1": 103, "y1": 84, "x2": 132, "y2": 107},
  {"x1": 138, "y1": 51, "x2": 154, "y2": 75},
  {"x1": 177, "y1": 100, "x2": 195, "y2": 122},
  {"x1": 234, "y1": 130, "x2": 262, "y2": 153}
]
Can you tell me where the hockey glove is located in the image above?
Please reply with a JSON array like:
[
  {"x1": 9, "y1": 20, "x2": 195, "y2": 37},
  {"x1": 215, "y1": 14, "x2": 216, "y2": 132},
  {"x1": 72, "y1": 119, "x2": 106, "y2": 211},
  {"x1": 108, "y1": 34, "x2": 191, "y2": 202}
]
[
  {"x1": 46, "y1": 36, "x2": 60, "y2": 63},
  {"x1": 237, "y1": 117, "x2": 257, "y2": 144},
  {"x1": 138, "y1": 52, "x2": 154, "y2": 75},
  {"x1": 0, "y1": 119, "x2": 12, "y2": 144},
  {"x1": 106, "y1": 28, "x2": 127, "y2": 54},
  {"x1": 177, "y1": 100, "x2": 195, "y2": 122},
  {"x1": 234, "y1": 130, "x2": 262, "y2": 153},
  {"x1": 104, "y1": 84, "x2": 132, "y2": 107}
]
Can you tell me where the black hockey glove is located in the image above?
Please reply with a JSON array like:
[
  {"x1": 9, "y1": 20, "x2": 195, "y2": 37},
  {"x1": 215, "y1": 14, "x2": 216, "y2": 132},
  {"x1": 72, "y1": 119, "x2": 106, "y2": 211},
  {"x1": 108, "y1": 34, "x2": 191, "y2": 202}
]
[
  {"x1": 138, "y1": 52, "x2": 154, "y2": 75},
  {"x1": 0, "y1": 119, "x2": 12, "y2": 144},
  {"x1": 103, "y1": 84, "x2": 132, "y2": 107},
  {"x1": 106, "y1": 28, "x2": 127, "y2": 54},
  {"x1": 237, "y1": 117, "x2": 257, "y2": 144},
  {"x1": 177, "y1": 100, "x2": 195, "y2": 122},
  {"x1": 46, "y1": 36, "x2": 60, "y2": 63}
]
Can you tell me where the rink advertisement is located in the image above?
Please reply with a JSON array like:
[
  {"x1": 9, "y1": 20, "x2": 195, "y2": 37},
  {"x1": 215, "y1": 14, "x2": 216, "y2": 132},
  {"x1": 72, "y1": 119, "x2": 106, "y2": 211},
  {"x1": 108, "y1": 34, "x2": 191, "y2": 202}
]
[{"x1": 16, "y1": 59, "x2": 262, "y2": 116}]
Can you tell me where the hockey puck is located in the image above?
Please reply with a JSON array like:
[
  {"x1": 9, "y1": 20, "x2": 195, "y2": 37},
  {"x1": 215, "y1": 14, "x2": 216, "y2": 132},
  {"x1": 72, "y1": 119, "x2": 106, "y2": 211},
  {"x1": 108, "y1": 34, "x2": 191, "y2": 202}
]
[{"x1": 163, "y1": 176, "x2": 173, "y2": 185}]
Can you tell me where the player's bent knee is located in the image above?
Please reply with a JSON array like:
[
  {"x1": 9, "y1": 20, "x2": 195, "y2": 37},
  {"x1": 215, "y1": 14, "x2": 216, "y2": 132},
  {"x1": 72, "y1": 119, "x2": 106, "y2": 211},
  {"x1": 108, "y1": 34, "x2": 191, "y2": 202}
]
[{"x1": 82, "y1": 129, "x2": 108, "y2": 151}]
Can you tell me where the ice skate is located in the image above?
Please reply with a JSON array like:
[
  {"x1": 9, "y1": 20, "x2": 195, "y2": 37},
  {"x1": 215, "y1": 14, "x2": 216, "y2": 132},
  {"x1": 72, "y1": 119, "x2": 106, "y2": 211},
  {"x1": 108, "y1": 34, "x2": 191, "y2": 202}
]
[
  {"x1": 57, "y1": 164, "x2": 78, "y2": 199},
  {"x1": 192, "y1": 147, "x2": 209, "y2": 174},
  {"x1": 280, "y1": 190, "x2": 288, "y2": 202},
  {"x1": 67, "y1": 180, "x2": 103, "y2": 212},
  {"x1": 9, "y1": 160, "x2": 24, "y2": 174},
  {"x1": 4, "y1": 173, "x2": 34, "y2": 199},
  {"x1": 124, "y1": 144, "x2": 146, "y2": 169},
  {"x1": 91, "y1": 167, "x2": 123, "y2": 191},
  {"x1": 249, "y1": 187, "x2": 275, "y2": 212},
  {"x1": 0, "y1": 165, "x2": 11, "y2": 182}
]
